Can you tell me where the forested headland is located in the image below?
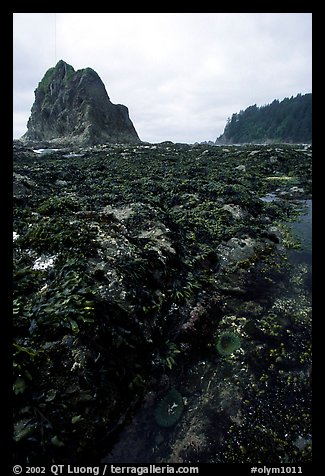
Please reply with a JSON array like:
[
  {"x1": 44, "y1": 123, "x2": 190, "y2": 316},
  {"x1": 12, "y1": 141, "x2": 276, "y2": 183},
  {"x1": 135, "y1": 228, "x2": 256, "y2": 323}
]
[{"x1": 217, "y1": 93, "x2": 312, "y2": 144}]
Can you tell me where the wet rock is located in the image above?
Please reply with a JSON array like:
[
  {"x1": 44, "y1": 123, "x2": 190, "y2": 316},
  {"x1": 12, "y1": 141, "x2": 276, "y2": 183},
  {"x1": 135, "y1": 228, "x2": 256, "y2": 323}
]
[
  {"x1": 263, "y1": 226, "x2": 282, "y2": 244},
  {"x1": 13, "y1": 140, "x2": 37, "y2": 159},
  {"x1": 234, "y1": 164, "x2": 246, "y2": 172},
  {"x1": 217, "y1": 236, "x2": 259, "y2": 267},
  {"x1": 13, "y1": 172, "x2": 37, "y2": 199},
  {"x1": 222, "y1": 203, "x2": 245, "y2": 219},
  {"x1": 55, "y1": 179, "x2": 69, "y2": 187}
]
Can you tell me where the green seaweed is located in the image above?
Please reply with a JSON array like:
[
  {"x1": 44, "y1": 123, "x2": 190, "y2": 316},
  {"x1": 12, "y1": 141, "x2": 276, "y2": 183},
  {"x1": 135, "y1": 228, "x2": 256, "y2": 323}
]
[{"x1": 37, "y1": 67, "x2": 55, "y2": 94}]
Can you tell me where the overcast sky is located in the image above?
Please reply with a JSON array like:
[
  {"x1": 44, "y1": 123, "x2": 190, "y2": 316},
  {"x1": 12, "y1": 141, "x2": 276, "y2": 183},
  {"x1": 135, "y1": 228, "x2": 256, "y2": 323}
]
[{"x1": 13, "y1": 12, "x2": 312, "y2": 144}]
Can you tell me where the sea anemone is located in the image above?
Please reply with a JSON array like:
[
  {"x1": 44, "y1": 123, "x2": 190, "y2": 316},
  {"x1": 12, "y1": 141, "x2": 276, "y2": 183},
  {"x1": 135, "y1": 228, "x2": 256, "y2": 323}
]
[
  {"x1": 154, "y1": 388, "x2": 184, "y2": 427},
  {"x1": 216, "y1": 331, "x2": 241, "y2": 356}
]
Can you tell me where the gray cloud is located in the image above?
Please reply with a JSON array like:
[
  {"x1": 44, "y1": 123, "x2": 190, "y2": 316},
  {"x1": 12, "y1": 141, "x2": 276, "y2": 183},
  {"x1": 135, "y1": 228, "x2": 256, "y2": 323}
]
[{"x1": 13, "y1": 12, "x2": 312, "y2": 143}]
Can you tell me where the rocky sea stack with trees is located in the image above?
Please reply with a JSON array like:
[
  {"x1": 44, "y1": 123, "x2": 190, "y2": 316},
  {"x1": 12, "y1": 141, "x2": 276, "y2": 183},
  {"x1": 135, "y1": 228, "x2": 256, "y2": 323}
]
[
  {"x1": 13, "y1": 62, "x2": 312, "y2": 465},
  {"x1": 20, "y1": 60, "x2": 140, "y2": 147}
]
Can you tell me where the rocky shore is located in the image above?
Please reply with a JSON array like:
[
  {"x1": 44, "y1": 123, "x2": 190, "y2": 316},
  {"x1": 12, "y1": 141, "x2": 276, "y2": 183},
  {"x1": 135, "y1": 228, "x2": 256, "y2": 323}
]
[{"x1": 13, "y1": 142, "x2": 312, "y2": 463}]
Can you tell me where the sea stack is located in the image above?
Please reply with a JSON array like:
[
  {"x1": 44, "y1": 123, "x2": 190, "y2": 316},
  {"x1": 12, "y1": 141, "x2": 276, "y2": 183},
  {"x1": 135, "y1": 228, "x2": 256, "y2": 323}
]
[{"x1": 21, "y1": 60, "x2": 140, "y2": 146}]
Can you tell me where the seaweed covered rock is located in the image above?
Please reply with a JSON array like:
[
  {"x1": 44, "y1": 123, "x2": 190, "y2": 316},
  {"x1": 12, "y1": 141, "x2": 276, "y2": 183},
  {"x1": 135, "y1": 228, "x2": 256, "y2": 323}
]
[{"x1": 13, "y1": 142, "x2": 312, "y2": 463}]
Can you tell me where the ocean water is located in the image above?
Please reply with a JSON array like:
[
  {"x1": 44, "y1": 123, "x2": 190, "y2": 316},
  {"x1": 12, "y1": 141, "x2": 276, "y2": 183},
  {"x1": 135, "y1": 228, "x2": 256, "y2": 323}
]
[{"x1": 287, "y1": 200, "x2": 312, "y2": 270}]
